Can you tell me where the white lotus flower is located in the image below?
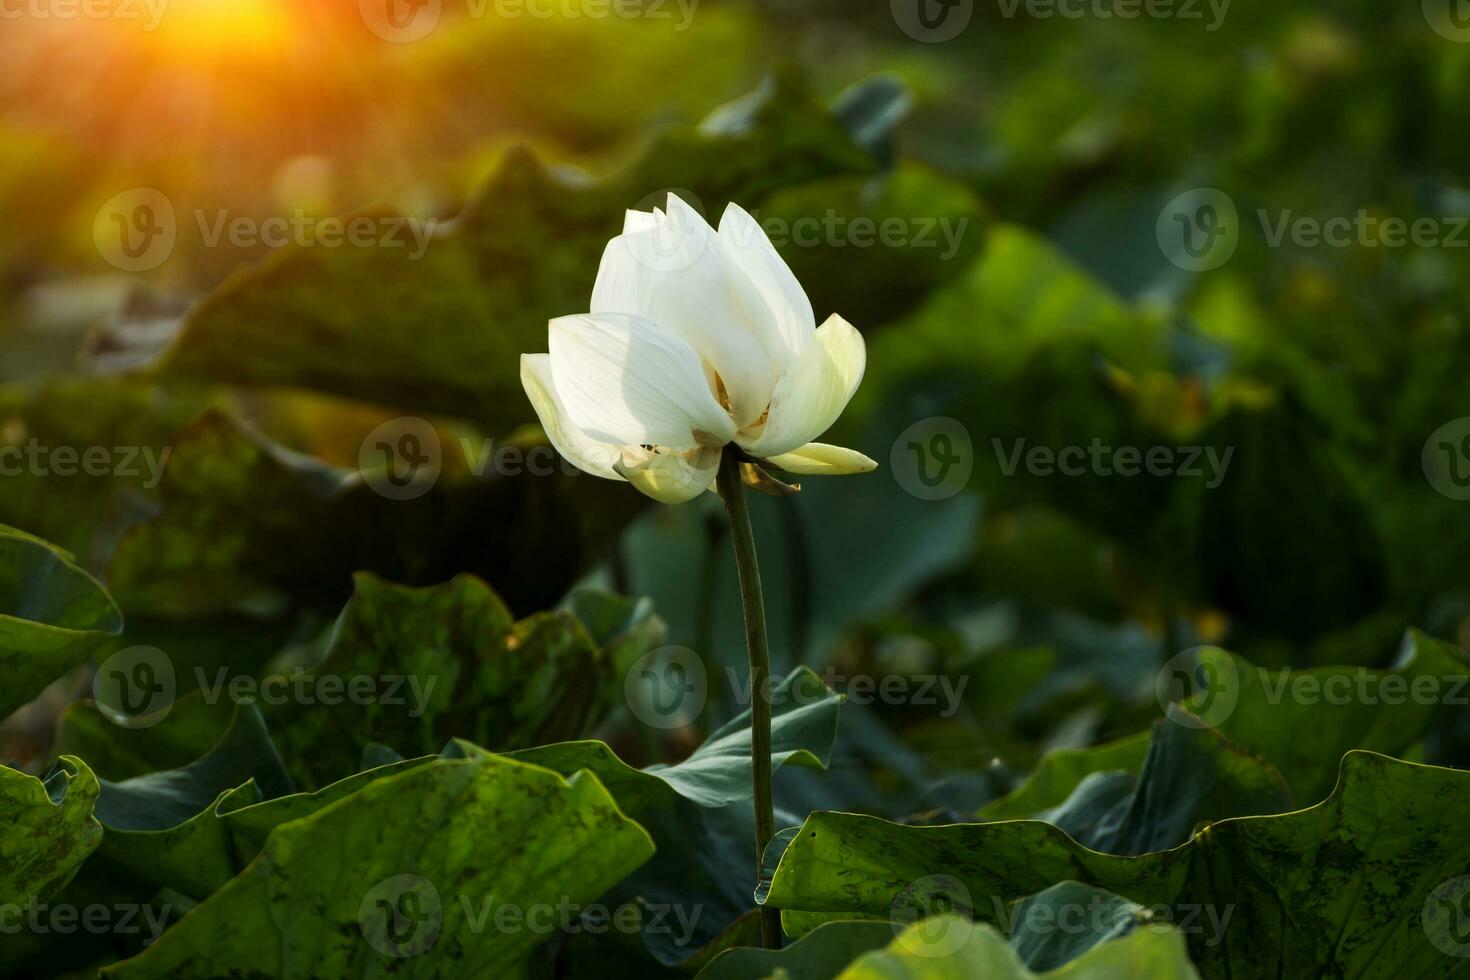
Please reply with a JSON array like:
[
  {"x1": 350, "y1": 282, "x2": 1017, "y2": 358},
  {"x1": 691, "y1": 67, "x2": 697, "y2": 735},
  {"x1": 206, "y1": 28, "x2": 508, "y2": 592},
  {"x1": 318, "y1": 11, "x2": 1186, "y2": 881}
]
[{"x1": 521, "y1": 194, "x2": 876, "y2": 503}]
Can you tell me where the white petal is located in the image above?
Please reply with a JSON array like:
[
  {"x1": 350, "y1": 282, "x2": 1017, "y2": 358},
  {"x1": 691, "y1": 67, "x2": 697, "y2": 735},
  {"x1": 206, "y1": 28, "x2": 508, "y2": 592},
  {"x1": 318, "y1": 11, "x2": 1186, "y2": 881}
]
[
  {"x1": 548, "y1": 313, "x2": 736, "y2": 451},
  {"x1": 762, "y1": 443, "x2": 877, "y2": 476},
  {"x1": 616, "y1": 446, "x2": 722, "y2": 504},
  {"x1": 519, "y1": 354, "x2": 625, "y2": 481},
  {"x1": 738, "y1": 314, "x2": 866, "y2": 457},
  {"x1": 623, "y1": 208, "x2": 662, "y2": 234},
  {"x1": 591, "y1": 194, "x2": 777, "y2": 429},
  {"x1": 718, "y1": 202, "x2": 813, "y2": 364}
]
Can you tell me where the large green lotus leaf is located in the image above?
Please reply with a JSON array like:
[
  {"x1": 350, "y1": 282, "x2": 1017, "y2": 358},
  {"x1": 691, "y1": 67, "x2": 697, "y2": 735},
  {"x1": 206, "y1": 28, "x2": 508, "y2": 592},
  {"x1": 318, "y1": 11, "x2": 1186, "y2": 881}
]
[
  {"x1": 767, "y1": 712, "x2": 1289, "y2": 935},
  {"x1": 700, "y1": 882, "x2": 1188, "y2": 979},
  {"x1": 1180, "y1": 753, "x2": 1470, "y2": 979},
  {"x1": 508, "y1": 666, "x2": 841, "y2": 810},
  {"x1": 101, "y1": 754, "x2": 655, "y2": 978},
  {"x1": 212, "y1": 753, "x2": 432, "y2": 857},
  {"x1": 739, "y1": 917, "x2": 1199, "y2": 979},
  {"x1": 1003, "y1": 882, "x2": 1153, "y2": 972},
  {"x1": 603, "y1": 799, "x2": 768, "y2": 971},
  {"x1": 94, "y1": 69, "x2": 872, "y2": 428},
  {"x1": 95, "y1": 704, "x2": 291, "y2": 831},
  {"x1": 1174, "y1": 629, "x2": 1470, "y2": 803},
  {"x1": 106, "y1": 410, "x2": 643, "y2": 619},
  {"x1": 89, "y1": 704, "x2": 294, "y2": 899},
  {"x1": 1023, "y1": 708, "x2": 1292, "y2": 855},
  {"x1": 501, "y1": 668, "x2": 842, "y2": 968},
  {"x1": 980, "y1": 630, "x2": 1467, "y2": 828},
  {"x1": 695, "y1": 920, "x2": 896, "y2": 979},
  {"x1": 978, "y1": 732, "x2": 1151, "y2": 821},
  {"x1": 561, "y1": 588, "x2": 669, "y2": 679},
  {"x1": 0, "y1": 525, "x2": 124, "y2": 719},
  {"x1": 0, "y1": 757, "x2": 103, "y2": 907},
  {"x1": 52, "y1": 691, "x2": 234, "y2": 782},
  {"x1": 765, "y1": 752, "x2": 1470, "y2": 979},
  {"x1": 643, "y1": 665, "x2": 844, "y2": 808},
  {"x1": 0, "y1": 377, "x2": 216, "y2": 561},
  {"x1": 77, "y1": 705, "x2": 437, "y2": 905},
  {"x1": 846, "y1": 917, "x2": 1198, "y2": 979},
  {"x1": 269, "y1": 571, "x2": 655, "y2": 788}
]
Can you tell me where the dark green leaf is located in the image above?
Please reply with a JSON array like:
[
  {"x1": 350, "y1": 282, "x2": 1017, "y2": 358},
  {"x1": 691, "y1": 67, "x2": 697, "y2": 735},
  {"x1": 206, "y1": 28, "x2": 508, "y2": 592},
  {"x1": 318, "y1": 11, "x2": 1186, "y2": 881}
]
[
  {"x1": 271, "y1": 572, "x2": 648, "y2": 788},
  {"x1": 765, "y1": 753, "x2": 1470, "y2": 979},
  {"x1": 103, "y1": 754, "x2": 655, "y2": 978},
  {"x1": 1, "y1": 756, "x2": 102, "y2": 906},
  {"x1": 0, "y1": 525, "x2": 123, "y2": 719}
]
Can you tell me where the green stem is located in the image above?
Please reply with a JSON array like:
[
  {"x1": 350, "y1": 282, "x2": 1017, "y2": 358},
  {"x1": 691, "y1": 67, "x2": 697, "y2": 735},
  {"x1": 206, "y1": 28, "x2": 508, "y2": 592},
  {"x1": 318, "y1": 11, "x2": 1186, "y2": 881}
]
[{"x1": 716, "y1": 447, "x2": 781, "y2": 949}]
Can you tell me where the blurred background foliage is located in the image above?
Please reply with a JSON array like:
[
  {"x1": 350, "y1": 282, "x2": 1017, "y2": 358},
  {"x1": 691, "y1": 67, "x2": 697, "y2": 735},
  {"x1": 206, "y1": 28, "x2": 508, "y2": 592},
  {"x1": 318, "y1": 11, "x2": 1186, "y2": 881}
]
[{"x1": 3, "y1": 0, "x2": 1469, "y2": 818}]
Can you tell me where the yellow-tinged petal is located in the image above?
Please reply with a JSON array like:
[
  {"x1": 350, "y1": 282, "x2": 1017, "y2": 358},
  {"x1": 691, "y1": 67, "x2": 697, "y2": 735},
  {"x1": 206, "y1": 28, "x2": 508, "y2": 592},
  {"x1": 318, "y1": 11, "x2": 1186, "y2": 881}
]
[
  {"x1": 737, "y1": 313, "x2": 866, "y2": 457},
  {"x1": 740, "y1": 461, "x2": 801, "y2": 495},
  {"x1": 519, "y1": 354, "x2": 625, "y2": 481},
  {"x1": 762, "y1": 442, "x2": 877, "y2": 476},
  {"x1": 615, "y1": 446, "x2": 722, "y2": 504}
]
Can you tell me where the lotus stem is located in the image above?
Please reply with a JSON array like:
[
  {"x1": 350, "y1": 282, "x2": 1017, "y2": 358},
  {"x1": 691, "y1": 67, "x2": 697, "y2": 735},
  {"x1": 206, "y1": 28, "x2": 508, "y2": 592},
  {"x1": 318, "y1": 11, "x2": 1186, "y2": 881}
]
[{"x1": 716, "y1": 445, "x2": 781, "y2": 949}]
